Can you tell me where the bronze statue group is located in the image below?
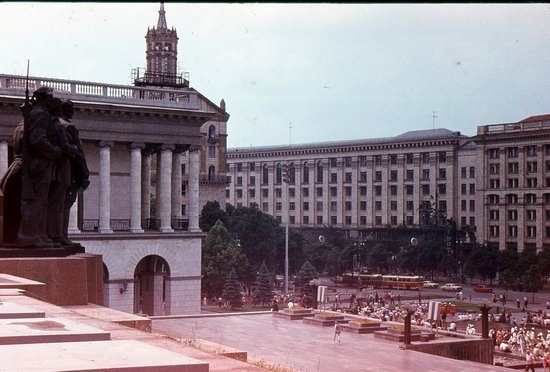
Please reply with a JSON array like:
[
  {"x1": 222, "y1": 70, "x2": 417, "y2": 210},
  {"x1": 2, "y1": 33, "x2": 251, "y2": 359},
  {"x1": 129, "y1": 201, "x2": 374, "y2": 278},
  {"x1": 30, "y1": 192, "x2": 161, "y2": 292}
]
[{"x1": 0, "y1": 86, "x2": 89, "y2": 248}]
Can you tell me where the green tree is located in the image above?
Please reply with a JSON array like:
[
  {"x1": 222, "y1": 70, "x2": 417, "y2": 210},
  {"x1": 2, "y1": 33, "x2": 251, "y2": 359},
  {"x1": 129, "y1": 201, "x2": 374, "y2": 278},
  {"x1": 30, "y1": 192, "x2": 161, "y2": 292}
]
[
  {"x1": 202, "y1": 220, "x2": 248, "y2": 297},
  {"x1": 469, "y1": 244, "x2": 499, "y2": 284},
  {"x1": 226, "y1": 203, "x2": 283, "y2": 281},
  {"x1": 523, "y1": 264, "x2": 543, "y2": 303},
  {"x1": 199, "y1": 200, "x2": 228, "y2": 232},
  {"x1": 222, "y1": 268, "x2": 243, "y2": 309},
  {"x1": 294, "y1": 261, "x2": 318, "y2": 296},
  {"x1": 253, "y1": 262, "x2": 275, "y2": 306},
  {"x1": 498, "y1": 246, "x2": 519, "y2": 287}
]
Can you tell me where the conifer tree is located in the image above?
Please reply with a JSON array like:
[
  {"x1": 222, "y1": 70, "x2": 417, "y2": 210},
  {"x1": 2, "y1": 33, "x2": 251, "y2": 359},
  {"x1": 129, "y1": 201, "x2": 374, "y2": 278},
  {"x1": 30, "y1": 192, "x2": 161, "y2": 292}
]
[
  {"x1": 294, "y1": 260, "x2": 318, "y2": 296},
  {"x1": 222, "y1": 268, "x2": 243, "y2": 309},
  {"x1": 253, "y1": 262, "x2": 275, "y2": 306}
]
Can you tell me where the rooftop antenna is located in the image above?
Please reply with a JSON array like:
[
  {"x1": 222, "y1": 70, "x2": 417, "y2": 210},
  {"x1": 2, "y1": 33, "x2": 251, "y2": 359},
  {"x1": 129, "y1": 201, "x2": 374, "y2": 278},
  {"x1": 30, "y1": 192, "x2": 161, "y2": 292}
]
[
  {"x1": 431, "y1": 111, "x2": 438, "y2": 130},
  {"x1": 288, "y1": 121, "x2": 293, "y2": 145}
]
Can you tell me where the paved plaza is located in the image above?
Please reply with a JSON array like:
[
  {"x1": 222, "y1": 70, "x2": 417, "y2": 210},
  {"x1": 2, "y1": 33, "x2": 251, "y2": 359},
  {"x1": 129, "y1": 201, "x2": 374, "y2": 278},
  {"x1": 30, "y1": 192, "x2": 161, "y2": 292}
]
[{"x1": 153, "y1": 313, "x2": 510, "y2": 372}]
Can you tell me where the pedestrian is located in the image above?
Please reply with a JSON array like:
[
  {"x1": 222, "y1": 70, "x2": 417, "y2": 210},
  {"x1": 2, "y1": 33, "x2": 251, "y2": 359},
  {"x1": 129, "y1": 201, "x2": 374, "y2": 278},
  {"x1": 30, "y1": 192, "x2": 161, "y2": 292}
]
[
  {"x1": 524, "y1": 297, "x2": 528, "y2": 310},
  {"x1": 217, "y1": 296, "x2": 222, "y2": 308},
  {"x1": 333, "y1": 321, "x2": 341, "y2": 343},
  {"x1": 271, "y1": 299, "x2": 279, "y2": 312},
  {"x1": 203, "y1": 297, "x2": 207, "y2": 306},
  {"x1": 517, "y1": 299, "x2": 521, "y2": 309},
  {"x1": 525, "y1": 351, "x2": 535, "y2": 372}
]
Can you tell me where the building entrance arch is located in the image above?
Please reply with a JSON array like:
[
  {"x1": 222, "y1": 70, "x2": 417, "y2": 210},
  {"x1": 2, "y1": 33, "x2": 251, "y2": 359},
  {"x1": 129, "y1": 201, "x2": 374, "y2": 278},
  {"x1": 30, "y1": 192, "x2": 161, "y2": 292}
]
[{"x1": 134, "y1": 255, "x2": 171, "y2": 315}]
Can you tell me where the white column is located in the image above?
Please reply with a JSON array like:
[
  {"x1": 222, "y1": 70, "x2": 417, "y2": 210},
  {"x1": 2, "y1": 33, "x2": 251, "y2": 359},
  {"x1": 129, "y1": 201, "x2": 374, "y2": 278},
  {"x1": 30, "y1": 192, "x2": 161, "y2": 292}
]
[
  {"x1": 171, "y1": 151, "x2": 182, "y2": 219},
  {"x1": 155, "y1": 154, "x2": 161, "y2": 220},
  {"x1": 159, "y1": 144, "x2": 174, "y2": 232},
  {"x1": 141, "y1": 152, "x2": 151, "y2": 221},
  {"x1": 188, "y1": 147, "x2": 201, "y2": 232},
  {"x1": 68, "y1": 198, "x2": 80, "y2": 234},
  {"x1": 0, "y1": 140, "x2": 8, "y2": 177},
  {"x1": 98, "y1": 141, "x2": 113, "y2": 233},
  {"x1": 130, "y1": 143, "x2": 145, "y2": 233}
]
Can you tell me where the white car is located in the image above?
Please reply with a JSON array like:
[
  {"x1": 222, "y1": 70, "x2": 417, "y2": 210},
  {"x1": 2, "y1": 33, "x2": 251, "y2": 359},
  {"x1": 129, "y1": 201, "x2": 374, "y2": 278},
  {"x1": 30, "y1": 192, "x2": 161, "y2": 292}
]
[
  {"x1": 423, "y1": 281, "x2": 439, "y2": 289},
  {"x1": 441, "y1": 283, "x2": 463, "y2": 292}
]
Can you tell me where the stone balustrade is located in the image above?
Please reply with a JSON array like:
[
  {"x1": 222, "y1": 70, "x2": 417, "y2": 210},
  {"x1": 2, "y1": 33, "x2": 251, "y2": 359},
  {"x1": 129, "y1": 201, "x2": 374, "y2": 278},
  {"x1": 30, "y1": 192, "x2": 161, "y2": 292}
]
[{"x1": 0, "y1": 74, "x2": 200, "y2": 110}]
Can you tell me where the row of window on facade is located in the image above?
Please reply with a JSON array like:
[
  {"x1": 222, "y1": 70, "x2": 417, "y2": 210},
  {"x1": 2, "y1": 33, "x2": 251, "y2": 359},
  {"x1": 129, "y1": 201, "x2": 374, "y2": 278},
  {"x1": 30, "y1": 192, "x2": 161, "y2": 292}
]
[
  {"x1": 489, "y1": 225, "x2": 549, "y2": 239},
  {"x1": 486, "y1": 193, "x2": 550, "y2": 205},
  {"x1": 232, "y1": 167, "x2": 459, "y2": 186},
  {"x1": 487, "y1": 177, "x2": 548, "y2": 189},
  {"x1": 229, "y1": 182, "x2": 461, "y2": 199},
  {"x1": 231, "y1": 152, "x2": 451, "y2": 174},
  {"x1": 487, "y1": 209, "x2": 550, "y2": 222},
  {"x1": 487, "y1": 144, "x2": 550, "y2": 159},
  {"x1": 488, "y1": 160, "x2": 550, "y2": 174}
]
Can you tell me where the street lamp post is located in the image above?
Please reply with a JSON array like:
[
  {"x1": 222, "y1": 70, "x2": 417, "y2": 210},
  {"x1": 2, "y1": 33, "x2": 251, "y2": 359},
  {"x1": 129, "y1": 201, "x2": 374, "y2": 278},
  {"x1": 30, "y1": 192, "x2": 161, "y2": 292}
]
[{"x1": 282, "y1": 163, "x2": 293, "y2": 297}]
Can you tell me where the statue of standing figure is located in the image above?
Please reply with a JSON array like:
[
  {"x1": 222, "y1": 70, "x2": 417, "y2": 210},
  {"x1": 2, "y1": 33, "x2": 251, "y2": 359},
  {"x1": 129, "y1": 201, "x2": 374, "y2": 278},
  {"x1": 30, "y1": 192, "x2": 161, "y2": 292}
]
[
  {"x1": 59, "y1": 100, "x2": 90, "y2": 245},
  {"x1": 0, "y1": 87, "x2": 89, "y2": 248}
]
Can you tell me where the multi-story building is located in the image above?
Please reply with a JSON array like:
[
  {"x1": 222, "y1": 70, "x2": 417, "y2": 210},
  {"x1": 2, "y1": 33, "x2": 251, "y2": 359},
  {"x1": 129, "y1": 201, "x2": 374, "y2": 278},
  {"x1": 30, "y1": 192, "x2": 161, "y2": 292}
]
[
  {"x1": 227, "y1": 129, "x2": 470, "y2": 234},
  {"x1": 474, "y1": 115, "x2": 550, "y2": 252},
  {"x1": 227, "y1": 119, "x2": 550, "y2": 252},
  {"x1": 0, "y1": 3, "x2": 228, "y2": 315}
]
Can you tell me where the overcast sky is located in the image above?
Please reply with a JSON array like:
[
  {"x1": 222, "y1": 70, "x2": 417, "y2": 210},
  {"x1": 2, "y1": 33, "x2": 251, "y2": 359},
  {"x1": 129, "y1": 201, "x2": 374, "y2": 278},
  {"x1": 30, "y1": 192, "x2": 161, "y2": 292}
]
[{"x1": 1, "y1": 3, "x2": 550, "y2": 148}]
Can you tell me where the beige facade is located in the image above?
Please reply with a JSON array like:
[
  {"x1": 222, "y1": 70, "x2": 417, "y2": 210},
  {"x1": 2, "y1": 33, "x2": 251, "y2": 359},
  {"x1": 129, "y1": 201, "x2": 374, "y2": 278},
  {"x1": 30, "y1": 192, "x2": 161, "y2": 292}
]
[
  {"x1": 227, "y1": 120, "x2": 550, "y2": 252},
  {"x1": 474, "y1": 116, "x2": 550, "y2": 252}
]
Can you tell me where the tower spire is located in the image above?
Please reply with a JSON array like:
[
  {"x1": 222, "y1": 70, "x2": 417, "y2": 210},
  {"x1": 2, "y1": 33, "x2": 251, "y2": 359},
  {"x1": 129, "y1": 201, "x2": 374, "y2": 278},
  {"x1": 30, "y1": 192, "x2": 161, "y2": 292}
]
[{"x1": 157, "y1": 2, "x2": 167, "y2": 29}]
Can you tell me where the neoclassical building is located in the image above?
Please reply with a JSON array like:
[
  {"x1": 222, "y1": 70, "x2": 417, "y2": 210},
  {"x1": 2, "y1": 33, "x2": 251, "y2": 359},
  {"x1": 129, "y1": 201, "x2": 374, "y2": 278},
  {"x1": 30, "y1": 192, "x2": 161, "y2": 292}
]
[
  {"x1": 474, "y1": 116, "x2": 550, "y2": 252},
  {"x1": 0, "y1": 4, "x2": 229, "y2": 315},
  {"x1": 227, "y1": 120, "x2": 550, "y2": 252}
]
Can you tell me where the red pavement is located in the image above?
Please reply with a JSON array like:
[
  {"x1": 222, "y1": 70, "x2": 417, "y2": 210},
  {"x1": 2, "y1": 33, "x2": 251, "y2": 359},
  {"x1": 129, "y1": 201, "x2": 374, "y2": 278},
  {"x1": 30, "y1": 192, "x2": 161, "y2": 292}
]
[{"x1": 153, "y1": 313, "x2": 512, "y2": 372}]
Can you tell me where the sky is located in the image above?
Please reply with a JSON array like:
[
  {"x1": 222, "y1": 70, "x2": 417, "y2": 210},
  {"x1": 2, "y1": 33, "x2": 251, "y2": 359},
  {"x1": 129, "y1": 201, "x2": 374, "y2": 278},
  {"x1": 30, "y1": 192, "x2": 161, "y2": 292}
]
[{"x1": 1, "y1": 3, "x2": 550, "y2": 148}]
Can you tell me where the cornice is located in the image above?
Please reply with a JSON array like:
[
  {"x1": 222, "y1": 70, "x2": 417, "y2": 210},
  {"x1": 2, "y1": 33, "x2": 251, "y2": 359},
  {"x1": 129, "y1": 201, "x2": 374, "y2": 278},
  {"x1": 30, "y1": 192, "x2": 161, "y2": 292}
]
[{"x1": 227, "y1": 139, "x2": 461, "y2": 159}]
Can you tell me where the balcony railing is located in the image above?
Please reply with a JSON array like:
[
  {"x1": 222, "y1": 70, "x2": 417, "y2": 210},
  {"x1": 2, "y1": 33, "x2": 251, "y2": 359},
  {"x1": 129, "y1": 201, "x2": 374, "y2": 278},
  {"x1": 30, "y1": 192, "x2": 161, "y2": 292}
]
[
  {"x1": 171, "y1": 218, "x2": 189, "y2": 231},
  {"x1": 0, "y1": 73, "x2": 200, "y2": 110},
  {"x1": 478, "y1": 120, "x2": 550, "y2": 135},
  {"x1": 199, "y1": 175, "x2": 231, "y2": 183},
  {"x1": 78, "y1": 218, "x2": 190, "y2": 232},
  {"x1": 81, "y1": 219, "x2": 99, "y2": 231},
  {"x1": 110, "y1": 219, "x2": 130, "y2": 231}
]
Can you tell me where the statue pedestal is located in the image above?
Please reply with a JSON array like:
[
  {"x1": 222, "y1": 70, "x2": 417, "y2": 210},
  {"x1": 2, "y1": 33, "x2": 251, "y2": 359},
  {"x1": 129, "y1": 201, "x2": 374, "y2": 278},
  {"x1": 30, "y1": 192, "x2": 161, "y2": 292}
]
[
  {"x1": 0, "y1": 244, "x2": 84, "y2": 258},
  {"x1": 0, "y1": 253, "x2": 103, "y2": 306}
]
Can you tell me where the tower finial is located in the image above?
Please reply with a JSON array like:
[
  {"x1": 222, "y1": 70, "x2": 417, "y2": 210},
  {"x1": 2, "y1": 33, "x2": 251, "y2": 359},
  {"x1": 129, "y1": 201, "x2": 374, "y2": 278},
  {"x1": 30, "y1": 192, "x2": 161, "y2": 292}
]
[{"x1": 157, "y1": 2, "x2": 167, "y2": 29}]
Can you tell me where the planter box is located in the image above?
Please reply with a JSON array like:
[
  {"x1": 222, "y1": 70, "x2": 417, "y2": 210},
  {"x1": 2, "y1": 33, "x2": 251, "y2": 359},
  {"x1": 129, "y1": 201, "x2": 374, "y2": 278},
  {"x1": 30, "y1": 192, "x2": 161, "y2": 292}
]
[
  {"x1": 273, "y1": 308, "x2": 315, "y2": 320},
  {"x1": 342, "y1": 321, "x2": 388, "y2": 334},
  {"x1": 303, "y1": 314, "x2": 348, "y2": 327}
]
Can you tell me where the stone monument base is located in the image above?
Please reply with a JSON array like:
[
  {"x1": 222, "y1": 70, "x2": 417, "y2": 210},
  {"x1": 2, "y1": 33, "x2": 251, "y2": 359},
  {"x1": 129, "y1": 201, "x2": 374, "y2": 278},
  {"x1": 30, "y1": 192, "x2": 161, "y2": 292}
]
[
  {"x1": 0, "y1": 253, "x2": 103, "y2": 306},
  {"x1": 0, "y1": 244, "x2": 84, "y2": 258}
]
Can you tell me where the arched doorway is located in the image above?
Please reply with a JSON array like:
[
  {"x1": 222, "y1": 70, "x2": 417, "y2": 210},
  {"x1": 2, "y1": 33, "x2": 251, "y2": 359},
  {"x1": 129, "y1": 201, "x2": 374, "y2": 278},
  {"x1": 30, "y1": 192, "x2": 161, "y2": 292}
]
[{"x1": 134, "y1": 255, "x2": 171, "y2": 315}]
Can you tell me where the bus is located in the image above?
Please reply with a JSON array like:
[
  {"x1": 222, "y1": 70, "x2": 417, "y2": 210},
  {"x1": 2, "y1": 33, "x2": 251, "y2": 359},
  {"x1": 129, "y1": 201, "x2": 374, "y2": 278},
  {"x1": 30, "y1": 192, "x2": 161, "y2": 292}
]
[
  {"x1": 340, "y1": 272, "x2": 383, "y2": 288},
  {"x1": 381, "y1": 275, "x2": 423, "y2": 290}
]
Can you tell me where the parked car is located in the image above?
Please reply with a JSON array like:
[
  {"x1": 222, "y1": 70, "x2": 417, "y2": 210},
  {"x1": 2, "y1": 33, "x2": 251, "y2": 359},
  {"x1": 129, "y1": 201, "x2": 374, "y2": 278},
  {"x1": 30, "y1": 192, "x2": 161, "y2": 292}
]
[
  {"x1": 473, "y1": 285, "x2": 493, "y2": 293},
  {"x1": 441, "y1": 283, "x2": 463, "y2": 292},
  {"x1": 423, "y1": 281, "x2": 439, "y2": 288}
]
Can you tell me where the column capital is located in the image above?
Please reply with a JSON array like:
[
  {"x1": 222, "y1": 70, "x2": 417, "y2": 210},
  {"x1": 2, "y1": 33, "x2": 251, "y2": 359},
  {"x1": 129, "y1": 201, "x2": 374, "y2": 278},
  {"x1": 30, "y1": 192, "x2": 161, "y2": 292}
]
[
  {"x1": 129, "y1": 142, "x2": 146, "y2": 150},
  {"x1": 98, "y1": 140, "x2": 114, "y2": 148},
  {"x1": 174, "y1": 145, "x2": 190, "y2": 154},
  {"x1": 189, "y1": 145, "x2": 202, "y2": 152},
  {"x1": 161, "y1": 144, "x2": 176, "y2": 151}
]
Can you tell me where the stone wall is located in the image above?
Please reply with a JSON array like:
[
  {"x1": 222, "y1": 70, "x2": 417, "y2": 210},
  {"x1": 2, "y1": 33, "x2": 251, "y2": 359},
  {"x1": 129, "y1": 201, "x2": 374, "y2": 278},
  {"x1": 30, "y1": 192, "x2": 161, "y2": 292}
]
[
  {"x1": 79, "y1": 235, "x2": 203, "y2": 315},
  {"x1": 405, "y1": 338, "x2": 494, "y2": 365}
]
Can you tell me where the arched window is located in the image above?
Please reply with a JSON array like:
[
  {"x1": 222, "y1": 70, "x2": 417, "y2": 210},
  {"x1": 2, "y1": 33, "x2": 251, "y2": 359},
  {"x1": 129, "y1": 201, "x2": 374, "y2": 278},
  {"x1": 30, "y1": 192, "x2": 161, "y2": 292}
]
[
  {"x1": 317, "y1": 161, "x2": 323, "y2": 183},
  {"x1": 303, "y1": 162, "x2": 309, "y2": 183},
  {"x1": 262, "y1": 164, "x2": 269, "y2": 184},
  {"x1": 289, "y1": 162, "x2": 295, "y2": 183},
  {"x1": 208, "y1": 125, "x2": 216, "y2": 141},
  {"x1": 276, "y1": 163, "x2": 282, "y2": 184},
  {"x1": 208, "y1": 165, "x2": 216, "y2": 180}
]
